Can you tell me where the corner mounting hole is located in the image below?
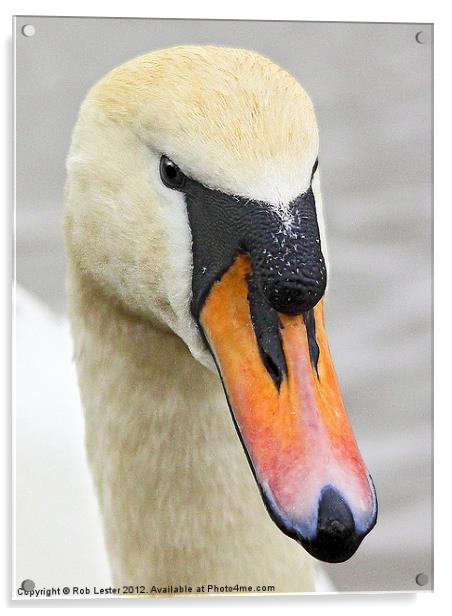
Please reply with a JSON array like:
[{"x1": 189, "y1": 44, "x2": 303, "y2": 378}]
[
  {"x1": 415, "y1": 31, "x2": 425, "y2": 44},
  {"x1": 415, "y1": 572, "x2": 429, "y2": 586},
  {"x1": 21, "y1": 579, "x2": 35, "y2": 591},
  {"x1": 21, "y1": 24, "x2": 35, "y2": 37}
]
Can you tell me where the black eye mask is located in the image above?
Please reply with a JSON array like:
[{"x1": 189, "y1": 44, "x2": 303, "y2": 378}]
[{"x1": 178, "y1": 160, "x2": 326, "y2": 388}]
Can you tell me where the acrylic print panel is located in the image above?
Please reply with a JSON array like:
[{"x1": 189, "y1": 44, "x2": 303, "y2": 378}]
[{"x1": 14, "y1": 16, "x2": 433, "y2": 598}]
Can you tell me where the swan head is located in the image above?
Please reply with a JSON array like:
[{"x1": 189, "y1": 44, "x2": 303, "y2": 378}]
[{"x1": 64, "y1": 45, "x2": 377, "y2": 563}]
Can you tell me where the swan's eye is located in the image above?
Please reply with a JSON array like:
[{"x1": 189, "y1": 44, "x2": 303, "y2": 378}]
[{"x1": 160, "y1": 155, "x2": 186, "y2": 190}]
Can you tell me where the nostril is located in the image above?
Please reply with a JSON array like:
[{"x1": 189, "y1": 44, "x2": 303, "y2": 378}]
[
  {"x1": 248, "y1": 273, "x2": 287, "y2": 390},
  {"x1": 262, "y1": 351, "x2": 283, "y2": 389}
]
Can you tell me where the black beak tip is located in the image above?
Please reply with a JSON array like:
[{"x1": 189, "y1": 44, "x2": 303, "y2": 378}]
[
  {"x1": 299, "y1": 528, "x2": 365, "y2": 564},
  {"x1": 259, "y1": 482, "x2": 377, "y2": 564},
  {"x1": 297, "y1": 486, "x2": 373, "y2": 564}
]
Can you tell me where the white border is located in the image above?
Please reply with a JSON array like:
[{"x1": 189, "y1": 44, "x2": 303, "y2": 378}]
[{"x1": 2, "y1": 1, "x2": 445, "y2": 613}]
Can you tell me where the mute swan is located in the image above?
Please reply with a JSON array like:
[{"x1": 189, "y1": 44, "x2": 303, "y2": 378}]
[{"x1": 63, "y1": 45, "x2": 377, "y2": 593}]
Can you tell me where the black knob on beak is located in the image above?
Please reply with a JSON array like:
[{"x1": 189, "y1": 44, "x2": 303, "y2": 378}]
[
  {"x1": 248, "y1": 187, "x2": 327, "y2": 316},
  {"x1": 262, "y1": 258, "x2": 327, "y2": 315}
]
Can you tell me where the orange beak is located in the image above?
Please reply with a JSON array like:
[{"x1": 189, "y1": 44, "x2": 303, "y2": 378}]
[{"x1": 199, "y1": 255, "x2": 377, "y2": 562}]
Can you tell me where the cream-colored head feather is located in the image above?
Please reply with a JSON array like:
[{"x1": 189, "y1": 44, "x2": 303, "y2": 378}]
[{"x1": 64, "y1": 45, "x2": 325, "y2": 368}]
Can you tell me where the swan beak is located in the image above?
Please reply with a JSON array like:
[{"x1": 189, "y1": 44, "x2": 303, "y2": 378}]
[{"x1": 199, "y1": 255, "x2": 377, "y2": 563}]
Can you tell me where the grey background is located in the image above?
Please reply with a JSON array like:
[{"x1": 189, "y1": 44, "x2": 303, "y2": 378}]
[{"x1": 15, "y1": 17, "x2": 433, "y2": 592}]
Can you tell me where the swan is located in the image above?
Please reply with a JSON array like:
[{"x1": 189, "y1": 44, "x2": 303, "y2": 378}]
[{"x1": 63, "y1": 45, "x2": 377, "y2": 593}]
